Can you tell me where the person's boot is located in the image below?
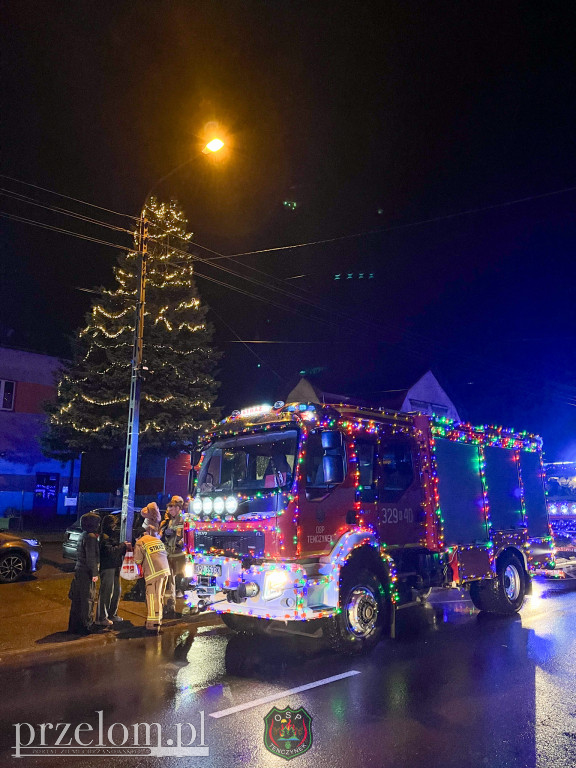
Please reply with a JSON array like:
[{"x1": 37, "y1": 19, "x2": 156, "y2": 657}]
[{"x1": 164, "y1": 599, "x2": 177, "y2": 618}]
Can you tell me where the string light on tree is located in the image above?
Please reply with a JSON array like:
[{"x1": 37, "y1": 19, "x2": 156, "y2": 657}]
[{"x1": 42, "y1": 197, "x2": 221, "y2": 459}]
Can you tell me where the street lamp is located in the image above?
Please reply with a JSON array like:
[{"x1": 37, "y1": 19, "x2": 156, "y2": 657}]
[{"x1": 120, "y1": 138, "x2": 224, "y2": 542}]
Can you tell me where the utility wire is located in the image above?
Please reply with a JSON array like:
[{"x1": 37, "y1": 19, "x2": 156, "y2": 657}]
[
  {"x1": 0, "y1": 188, "x2": 133, "y2": 234},
  {"x1": 216, "y1": 182, "x2": 576, "y2": 262},
  {"x1": 208, "y1": 307, "x2": 283, "y2": 381},
  {"x1": 0, "y1": 174, "x2": 139, "y2": 222},
  {"x1": 5, "y1": 184, "x2": 576, "y2": 409},
  {"x1": 0, "y1": 210, "x2": 130, "y2": 250}
]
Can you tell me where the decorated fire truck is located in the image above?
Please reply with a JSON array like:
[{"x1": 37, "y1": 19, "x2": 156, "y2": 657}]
[{"x1": 184, "y1": 399, "x2": 553, "y2": 652}]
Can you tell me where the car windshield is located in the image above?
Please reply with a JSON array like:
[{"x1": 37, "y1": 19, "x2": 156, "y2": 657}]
[{"x1": 197, "y1": 430, "x2": 298, "y2": 493}]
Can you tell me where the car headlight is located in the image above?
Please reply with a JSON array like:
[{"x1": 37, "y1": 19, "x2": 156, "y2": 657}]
[
  {"x1": 225, "y1": 496, "x2": 238, "y2": 515},
  {"x1": 202, "y1": 497, "x2": 213, "y2": 515},
  {"x1": 22, "y1": 539, "x2": 40, "y2": 547},
  {"x1": 192, "y1": 498, "x2": 203, "y2": 516},
  {"x1": 213, "y1": 497, "x2": 225, "y2": 516},
  {"x1": 264, "y1": 569, "x2": 290, "y2": 601}
]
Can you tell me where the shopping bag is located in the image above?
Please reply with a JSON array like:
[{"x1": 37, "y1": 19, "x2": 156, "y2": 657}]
[{"x1": 120, "y1": 551, "x2": 139, "y2": 581}]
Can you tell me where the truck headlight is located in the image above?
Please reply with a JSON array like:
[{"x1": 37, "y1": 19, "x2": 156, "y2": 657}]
[
  {"x1": 225, "y1": 496, "x2": 238, "y2": 515},
  {"x1": 192, "y1": 498, "x2": 203, "y2": 516},
  {"x1": 202, "y1": 497, "x2": 213, "y2": 515},
  {"x1": 213, "y1": 497, "x2": 225, "y2": 515},
  {"x1": 264, "y1": 570, "x2": 290, "y2": 601}
]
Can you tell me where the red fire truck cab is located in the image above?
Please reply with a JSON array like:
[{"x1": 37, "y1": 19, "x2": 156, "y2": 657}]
[{"x1": 184, "y1": 400, "x2": 553, "y2": 652}]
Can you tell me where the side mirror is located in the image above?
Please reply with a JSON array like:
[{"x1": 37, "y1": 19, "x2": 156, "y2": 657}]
[
  {"x1": 323, "y1": 455, "x2": 344, "y2": 485},
  {"x1": 321, "y1": 431, "x2": 342, "y2": 451}
]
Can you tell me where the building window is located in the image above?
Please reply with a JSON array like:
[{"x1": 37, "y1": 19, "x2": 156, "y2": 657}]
[
  {"x1": 409, "y1": 399, "x2": 448, "y2": 417},
  {"x1": 0, "y1": 380, "x2": 15, "y2": 411}
]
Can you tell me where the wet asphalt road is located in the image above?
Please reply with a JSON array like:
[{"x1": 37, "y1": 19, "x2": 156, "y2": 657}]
[{"x1": 1, "y1": 581, "x2": 576, "y2": 768}]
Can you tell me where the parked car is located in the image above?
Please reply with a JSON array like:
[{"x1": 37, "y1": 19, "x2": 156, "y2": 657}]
[
  {"x1": 62, "y1": 508, "x2": 121, "y2": 561},
  {"x1": 0, "y1": 533, "x2": 42, "y2": 583}
]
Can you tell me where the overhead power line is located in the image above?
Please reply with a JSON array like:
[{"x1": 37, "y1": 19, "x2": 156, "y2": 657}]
[
  {"x1": 0, "y1": 188, "x2": 133, "y2": 234},
  {"x1": 0, "y1": 174, "x2": 139, "y2": 222},
  {"x1": 214, "y1": 182, "x2": 576, "y2": 262},
  {"x1": 0, "y1": 210, "x2": 129, "y2": 250},
  {"x1": 4, "y1": 176, "x2": 576, "y2": 410}
]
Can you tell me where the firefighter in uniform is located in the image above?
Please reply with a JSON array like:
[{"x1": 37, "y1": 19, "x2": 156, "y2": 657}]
[
  {"x1": 160, "y1": 495, "x2": 186, "y2": 615},
  {"x1": 134, "y1": 511, "x2": 170, "y2": 632}
]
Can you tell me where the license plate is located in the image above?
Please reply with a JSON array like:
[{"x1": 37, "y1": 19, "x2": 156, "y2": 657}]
[{"x1": 195, "y1": 564, "x2": 222, "y2": 576}]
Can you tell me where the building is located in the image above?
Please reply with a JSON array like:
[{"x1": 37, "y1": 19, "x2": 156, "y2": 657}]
[
  {"x1": 285, "y1": 370, "x2": 461, "y2": 420},
  {"x1": 0, "y1": 346, "x2": 196, "y2": 525},
  {"x1": 0, "y1": 347, "x2": 80, "y2": 525}
]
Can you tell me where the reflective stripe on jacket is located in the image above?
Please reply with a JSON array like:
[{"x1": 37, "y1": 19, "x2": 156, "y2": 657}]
[{"x1": 134, "y1": 534, "x2": 170, "y2": 582}]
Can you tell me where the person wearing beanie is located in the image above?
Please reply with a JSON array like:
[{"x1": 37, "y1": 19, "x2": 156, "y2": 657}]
[
  {"x1": 96, "y1": 515, "x2": 132, "y2": 626},
  {"x1": 67, "y1": 512, "x2": 100, "y2": 635},
  {"x1": 134, "y1": 519, "x2": 170, "y2": 632},
  {"x1": 160, "y1": 496, "x2": 186, "y2": 615},
  {"x1": 141, "y1": 501, "x2": 161, "y2": 531}
]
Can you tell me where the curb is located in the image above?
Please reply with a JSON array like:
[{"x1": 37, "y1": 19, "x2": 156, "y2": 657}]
[{"x1": 0, "y1": 613, "x2": 222, "y2": 668}]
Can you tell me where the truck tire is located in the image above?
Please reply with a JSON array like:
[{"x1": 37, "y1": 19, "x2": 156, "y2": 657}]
[
  {"x1": 220, "y1": 613, "x2": 267, "y2": 634},
  {"x1": 469, "y1": 552, "x2": 526, "y2": 614},
  {"x1": 326, "y1": 567, "x2": 386, "y2": 654}
]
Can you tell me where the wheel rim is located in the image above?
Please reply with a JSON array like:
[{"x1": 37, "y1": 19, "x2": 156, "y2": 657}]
[
  {"x1": 503, "y1": 564, "x2": 521, "y2": 601},
  {"x1": 345, "y1": 586, "x2": 379, "y2": 638},
  {"x1": 0, "y1": 555, "x2": 25, "y2": 582}
]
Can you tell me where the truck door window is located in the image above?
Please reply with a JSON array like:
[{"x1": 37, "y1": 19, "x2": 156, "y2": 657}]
[
  {"x1": 379, "y1": 440, "x2": 414, "y2": 502},
  {"x1": 306, "y1": 430, "x2": 345, "y2": 499},
  {"x1": 356, "y1": 439, "x2": 377, "y2": 502}
]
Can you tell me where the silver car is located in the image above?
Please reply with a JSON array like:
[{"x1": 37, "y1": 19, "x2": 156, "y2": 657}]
[
  {"x1": 62, "y1": 508, "x2": 120, "y2": 561},
  {"x1": 0, "y1": 533, "x2": 42, "y2": 583}
]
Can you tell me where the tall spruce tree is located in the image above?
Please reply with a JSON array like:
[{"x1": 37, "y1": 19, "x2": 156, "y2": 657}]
[{"x1": 43, "y1": 198, "x2": 220, "y2": 458}]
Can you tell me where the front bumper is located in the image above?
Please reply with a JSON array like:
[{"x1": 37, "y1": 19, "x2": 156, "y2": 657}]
[{"x1": 185, "y1": 554, "x2": 338, "y2": 621}]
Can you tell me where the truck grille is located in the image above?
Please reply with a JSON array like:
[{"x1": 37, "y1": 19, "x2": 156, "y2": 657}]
[{"x1": 194, "y1": 530, "x2": 265, "y2": 558}]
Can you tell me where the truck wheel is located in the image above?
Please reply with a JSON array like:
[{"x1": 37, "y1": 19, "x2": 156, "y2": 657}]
[
  {"x1": 326, "y1": 567, "x2": 386, "y2": 654},
  {"x1": 469, "y1": 552, "x2": 526, "y2": 614},
  {"x1": 220, "y1": 613, "x2": 267, "y2": 634}
]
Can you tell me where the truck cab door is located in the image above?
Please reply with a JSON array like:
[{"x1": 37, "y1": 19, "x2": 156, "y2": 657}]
[
  {"x1": 297, "y1": 428, "x2": 355, "y2": 556},
  {"x1": 376, "y1": 436, "x2": 423, "y2": 545}
]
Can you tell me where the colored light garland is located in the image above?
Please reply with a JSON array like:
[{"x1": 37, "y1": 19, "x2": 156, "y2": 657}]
[{"x1": 186, "y1": 402, "x2": 552, "y2": 623}]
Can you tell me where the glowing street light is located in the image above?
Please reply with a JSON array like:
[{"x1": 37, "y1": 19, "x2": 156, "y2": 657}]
[{"x1": 203, "y1": 138, "x2": 224, "y2": 154}]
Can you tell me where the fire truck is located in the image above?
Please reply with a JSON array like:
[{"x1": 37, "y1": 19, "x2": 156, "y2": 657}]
[{"x1": 184, "y1": 399, "x2": 553, "y2": 652}]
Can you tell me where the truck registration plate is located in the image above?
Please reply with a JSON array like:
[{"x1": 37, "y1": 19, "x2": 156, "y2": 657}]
[{"x1": 195, "y1": 563, "x2": 222, "y2": 576}]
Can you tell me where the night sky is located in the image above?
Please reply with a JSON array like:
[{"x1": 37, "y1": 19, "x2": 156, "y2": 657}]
[{"x1": 2, "y1": 1, "x2": 576, "y2": 458}]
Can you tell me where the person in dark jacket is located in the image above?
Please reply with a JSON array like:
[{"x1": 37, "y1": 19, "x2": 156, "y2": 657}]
[
  {"x1": 67, "y1": 512, "x2": 100, "y2": 635},
  {"x1": 96, "y1": 515, "x2": 132, "y2": 626}
]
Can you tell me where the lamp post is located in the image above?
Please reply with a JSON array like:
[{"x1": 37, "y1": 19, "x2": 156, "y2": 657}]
[{"x1": 120, "y1": 138, "x2": 224, "y2": 542}]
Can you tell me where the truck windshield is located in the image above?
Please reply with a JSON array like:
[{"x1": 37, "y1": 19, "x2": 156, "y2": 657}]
[{"x1": 197, "y1": 430, "x2": 298, "y2": 493}]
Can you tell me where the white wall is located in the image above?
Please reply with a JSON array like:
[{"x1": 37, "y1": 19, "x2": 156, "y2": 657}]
[{"x1": 401, "y1": 371, "x2": 461, "y2": 421}]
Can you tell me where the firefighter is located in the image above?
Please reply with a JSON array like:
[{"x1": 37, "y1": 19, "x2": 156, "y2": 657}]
[
  {"x1": 134, "y1": 517, "x2": 170, "y2": 632},
  {"x1": 67, "y1": 512, "x2": 100, "y2": 635},
  {"x1": 160, "y1": 495, "x2": 186, "y2": 615}
]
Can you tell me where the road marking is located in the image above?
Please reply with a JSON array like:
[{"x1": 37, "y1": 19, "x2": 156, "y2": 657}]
[{"x1": 208, "y1": 670, "x2": 361, "y2": 719}]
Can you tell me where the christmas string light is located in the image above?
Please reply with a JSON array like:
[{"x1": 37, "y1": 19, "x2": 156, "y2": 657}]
[{"x1": 44, "y1": 196, "x2": 220, "y2": 456}]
